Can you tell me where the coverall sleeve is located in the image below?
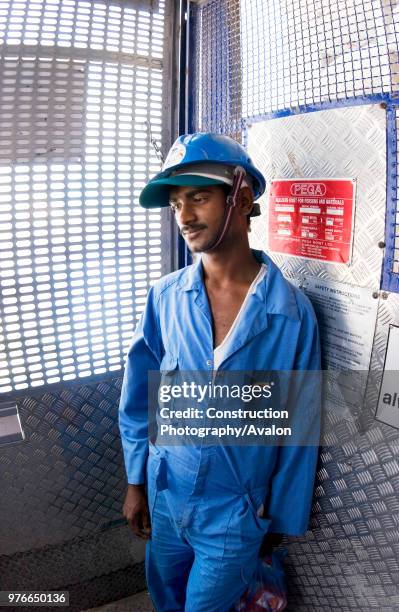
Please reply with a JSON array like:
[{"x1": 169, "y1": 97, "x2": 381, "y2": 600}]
[
  {"x1": 267, "y1": 302, "x2": 321, "y2": 536},
  {"x1": 118, "y1": 286, "x2": 163, "y2": 485}
]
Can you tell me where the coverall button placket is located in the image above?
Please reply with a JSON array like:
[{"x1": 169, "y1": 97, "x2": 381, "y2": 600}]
[{"x1": 188, "y1": 448, "x2": 210, "y2": 496}]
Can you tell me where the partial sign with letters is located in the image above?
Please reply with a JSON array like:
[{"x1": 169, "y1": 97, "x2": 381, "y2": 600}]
[{"x1": 376, "y1": 325, "x2": 399, "y2": 429}]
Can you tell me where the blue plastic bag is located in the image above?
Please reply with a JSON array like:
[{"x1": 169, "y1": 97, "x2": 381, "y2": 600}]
[{"x1": 233, "y1": 549, "x2": 288, "y2": 611}]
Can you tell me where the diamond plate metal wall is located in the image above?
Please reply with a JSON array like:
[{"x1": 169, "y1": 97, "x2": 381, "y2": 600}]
[
  {"x1": 0, "y1": 374, "x2": 154, "y2": 612},
  {"x1": 0, "y1": 374, "x2": 149, "y2": 606},
  {"x1": 283, "y1": 293, "x2": 399, "y2": 612},
  {"x1": 248, "y1": 104, "x2": 386, "y2": 290},
  {"x1": 0, "y1": 377, "x2": 126, "y2": 555}
]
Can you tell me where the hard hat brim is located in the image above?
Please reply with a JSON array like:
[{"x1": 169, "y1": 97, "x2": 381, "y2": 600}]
[{"x1": 139, "y1": 175, "x2": 227, "y2": 209}]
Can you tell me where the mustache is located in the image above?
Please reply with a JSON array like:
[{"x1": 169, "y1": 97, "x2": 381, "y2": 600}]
[{"x1": 180, "y1": 224, "x2": 207, "y2": 236}]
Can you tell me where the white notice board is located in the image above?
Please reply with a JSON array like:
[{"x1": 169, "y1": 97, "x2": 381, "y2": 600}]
[{"x1": 376, "y1": 326, "x2": 399, "y2": 429}]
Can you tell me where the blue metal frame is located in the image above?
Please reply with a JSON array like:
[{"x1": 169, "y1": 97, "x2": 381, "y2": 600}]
[
  {"x1": 382, "y1": 104, "x2": 399, "y2": 292},
  {"x1": 176, "y1": 0, "x2": 196, "y2": 269},
  {"x1": 175, "y1": 0, "x2": 192, "y2": 269},
  {"x1": 244, "y1": 94, "x2": 398, "y2": 125},
  {"x1": 187, "y1": 0, "x2": 197, "y2": 137}
]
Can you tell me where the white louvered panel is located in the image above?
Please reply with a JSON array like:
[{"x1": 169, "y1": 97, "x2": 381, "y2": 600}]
[{"x1": 0, "y1": 0, "x2": 166, "y2": 392}]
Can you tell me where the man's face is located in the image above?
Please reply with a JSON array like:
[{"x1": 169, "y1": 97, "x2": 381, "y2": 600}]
[{"x1": 169, "y1": 185, "x2": 227, "y2": 252}]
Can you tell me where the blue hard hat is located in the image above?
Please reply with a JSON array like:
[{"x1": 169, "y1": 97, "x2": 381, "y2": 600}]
[{"x1": 139, "y1": 133, "x2": 266, "y2": 209}]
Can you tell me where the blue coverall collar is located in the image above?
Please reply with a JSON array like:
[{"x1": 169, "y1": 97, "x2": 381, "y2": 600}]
[{"x1": 177, "y1": 249, "x2": 299, "y2": 322}]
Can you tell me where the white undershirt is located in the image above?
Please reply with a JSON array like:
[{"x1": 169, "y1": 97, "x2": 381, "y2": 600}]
[{"x1": 213, "y1": 263, "x2": 267, "y2": 371}]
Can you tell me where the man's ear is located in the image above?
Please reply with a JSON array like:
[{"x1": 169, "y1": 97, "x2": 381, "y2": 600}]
[{"x1": 237, "y1": 186, "x2": 255, "y2": 217}]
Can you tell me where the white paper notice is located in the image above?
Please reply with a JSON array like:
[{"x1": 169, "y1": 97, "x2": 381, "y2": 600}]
[
  {"x1": 300, "y1": 277, "x2": 379, "y2": 370},
  {"x1": 296, "y1": 277, "x2": 379, "y2": 420},
  {"x1": 376, "y1": 326, "x2": 399, "y2": 429}
]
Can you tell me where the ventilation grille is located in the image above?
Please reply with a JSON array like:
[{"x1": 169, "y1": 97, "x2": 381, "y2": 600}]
[{"x1": 0, "y1": 0, "x2": 167, "y2": 392}]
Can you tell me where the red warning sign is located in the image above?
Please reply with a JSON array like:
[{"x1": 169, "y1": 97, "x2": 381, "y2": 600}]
[{"x1": 268, "y1": 179, "x2": 356, "y2": 264}]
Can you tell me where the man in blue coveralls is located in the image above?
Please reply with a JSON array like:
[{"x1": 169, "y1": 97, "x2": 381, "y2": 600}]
[{"x1": 119, "y1": 133, "x2": 321, "y2": 611}]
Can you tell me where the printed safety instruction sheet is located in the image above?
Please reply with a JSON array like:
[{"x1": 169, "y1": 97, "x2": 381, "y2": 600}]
[{"x1": 296, "y1": 277, "x2": 379, "y2": 420}]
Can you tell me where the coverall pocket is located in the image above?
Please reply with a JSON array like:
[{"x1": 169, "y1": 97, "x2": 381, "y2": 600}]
[
  {"x1": 158, "y1": 355, "x2": 179, "y2": 412},
  {"x1": 243, "y1": 492, "x2": 272, "y2": 534},
  {"x1": 147, "y1": 454, "x2": 167, "y2": 517}
]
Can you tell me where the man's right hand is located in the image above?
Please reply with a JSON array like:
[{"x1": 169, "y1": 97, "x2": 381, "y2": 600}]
[{"x1": 123, "y1": 484, "x2": 151, "y2": 540}]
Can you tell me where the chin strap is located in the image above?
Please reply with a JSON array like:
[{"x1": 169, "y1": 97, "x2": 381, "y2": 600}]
[{"x1": 203, "y1": 166, "x2": 246, "y2": 252}]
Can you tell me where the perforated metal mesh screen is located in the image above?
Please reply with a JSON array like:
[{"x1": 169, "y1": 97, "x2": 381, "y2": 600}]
[
  {"x1": 189, "y1": 0, "x2": 399, "y2": 289},
  {"x1": 0, "y1": 0, "x2": 167, "y2": 393},
  {"x1": 192, "y1": 0, "x2": 399, "y2": 126},
  {"x1": 240, "y1": 0, "x2": 397, "y2": 114}
]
